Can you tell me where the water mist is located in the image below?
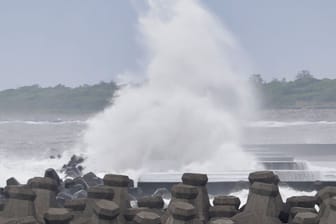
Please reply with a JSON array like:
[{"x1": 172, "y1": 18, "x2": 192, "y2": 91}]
[{"x1": 80, "y1": 0, "x2": 257, "y2": 177}]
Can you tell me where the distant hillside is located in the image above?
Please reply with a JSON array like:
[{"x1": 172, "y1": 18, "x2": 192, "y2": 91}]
[
  {"x1": 0, "y1": 82, "x2": 118, "y2": 115},
  {"x1": 251, "y1": 71, "x2": 336, "y2": 109},
  {"x1": 2, "y1": 71, "x2": 336, "y2": 116}
]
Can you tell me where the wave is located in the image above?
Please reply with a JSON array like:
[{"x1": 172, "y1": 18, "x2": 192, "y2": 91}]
[
  {"x1": 0, "y1": 120, "x2": 85, "y2": 125},
  {"x1": 248, "y1": 120, "x2": 336, "y2": 128}
]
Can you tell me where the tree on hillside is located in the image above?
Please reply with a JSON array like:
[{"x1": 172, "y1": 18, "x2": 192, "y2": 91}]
[
  {"x1": 249, "y1": 74, "x2": 264, "y2": 85},
  {"x1": 295, "y1": 70, "x2": 315, "y2": 81}
]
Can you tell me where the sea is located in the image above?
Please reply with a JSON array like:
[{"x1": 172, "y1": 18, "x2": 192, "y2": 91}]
[{"x1": 0, "y1": 109, "x2": 336, "y2": 202}]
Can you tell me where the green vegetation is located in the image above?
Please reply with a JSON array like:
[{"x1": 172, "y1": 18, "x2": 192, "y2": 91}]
[
  {"x1": 251, "y1": 70, "x2": 336, "y2": 109},
  {"x1": 1, "y1": 70, "x2": 336, "y2": 115},
  {"x1": 0, "y1": 81, "x2": 118, "y2": 115}
]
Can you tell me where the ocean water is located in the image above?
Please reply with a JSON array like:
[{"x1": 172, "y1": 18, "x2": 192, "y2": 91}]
[{"x1": 0, "y1": 109, "x2": 336, "y2": 189}]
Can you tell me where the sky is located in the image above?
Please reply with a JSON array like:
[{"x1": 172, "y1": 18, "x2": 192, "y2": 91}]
[{"x1": 0, "y1": 0, "x2": 335, "y2": 89}]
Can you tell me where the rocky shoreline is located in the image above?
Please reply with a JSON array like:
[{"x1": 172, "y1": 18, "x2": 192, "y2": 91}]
[{"x1": 0, "y1": 170, "x2": 335, "y2": 224}]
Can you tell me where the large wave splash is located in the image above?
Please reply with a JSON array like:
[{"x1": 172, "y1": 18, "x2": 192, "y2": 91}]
[{"x1": 79, "y1": 0, "x2": 257, "y2": 176}]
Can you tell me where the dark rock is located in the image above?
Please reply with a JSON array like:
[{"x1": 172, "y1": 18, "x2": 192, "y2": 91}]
[
  {"x1": 73, "y1": 189, "x2": 88, "y2": 199},
  {"x1": 152, "y1": 188, "x2": 171, "y2": 200},
  {"x1": 6, "y1": 177, "x2": 20, "y2": 186},
  {"x1": 44, "y1": 168, "x2": 61, "y2": 187},
  {"x1": 83, "y1": 172, "x2": 103, "y2": 187},
  {"x1": 61, "y1": 155, "x2": 85, "y2": 178},
  {"x1": 72, "y1": 177, "x2": 88, "y2": 190},
  {"x1": 56, "y1": 192, "x2": 73, "y2": 207}
]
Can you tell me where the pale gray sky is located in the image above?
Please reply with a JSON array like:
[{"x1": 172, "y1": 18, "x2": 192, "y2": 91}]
[{"x1": 0, "y1": 0, "x2": 335, "y2": 89}]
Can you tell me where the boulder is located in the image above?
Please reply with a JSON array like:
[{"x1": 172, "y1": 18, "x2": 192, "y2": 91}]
[
  {"x1": 44, "y1": 168, "x2": 62, "y2": 187},
  {"x1": 6, "y1": 178, "x2": 20, "y2": 186}
]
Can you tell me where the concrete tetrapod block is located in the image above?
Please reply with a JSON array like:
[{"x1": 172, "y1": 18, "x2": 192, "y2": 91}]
[
  {"x1": 137, "y1": 196, "x2": 164, "y2": 209},
  {"x1": 64, "y1": 198, "x2": 87, "y2": 221},
  {"x1": 104, "y1": 174, "x2": 131, "y2": 224},
  {"x1": 134, "y1": 211, "x2": 161, "y2": 224},
  {"x1": 181, "y1": 173, "x2": 210, "y2": 223},
  {"x1": 162, "y1": 183, "x2": 199, "y2": 223},
  {"x1": 286, "y1": 196, "x2": 316, "y2": 209},
  {"x1": 292, "y1": 212, "x2": 319, "y2": 224},
  {"x1": 124, "y1": 208, "x2": 148, "y2": 224},
  {"x1": 16, "y1": 216, "x2": 39, "y2": 224},
  {"x1": 212, "y1": 196, "x2": 240, "y2": 209},
  {"x1": 281, "y1": 196, "x2": 317, "y2": 223},
  {"x1": 209, "y1": 206, "x2": 238, "y2": 219},
  {"x1": 171, "y1": 184, "x2": 198, "y2": 201},
  {"x1": 1, "y1": 185, "x2": 36, "y2": 218},
  {"x1": 315, "y1": 186, "x2": 336, "y2": 220},
  {"x1": 319, "y1": 196, "x2": 336, "y2": 224},
  {"x1": 209, "y1": 218, "x2": 235, "y2": 224},
  {"x1": 288, "y1": 207, "x2": 317, "y2": 224},
  {"x1": 248, "y1": 171, "x2": 280, "y2": 185},
  {"x1": 83, "y1": 185, "x2": 115, "y2": 217},
  {"x1": 44, "y1": 208, "x2": 73, "y2": 224},
  {"x1": 232, "y1": 182, "x2": 282, "y2": 224},
  {"x1": 91, "y1": 200, "x2": 120, "y2": 224},
  {"x1": 27, "y1": 177, "x2": 58, "y2": 223},
  {"x1": 164, "y1": 201, "x2": 200, "y2": 224}
]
